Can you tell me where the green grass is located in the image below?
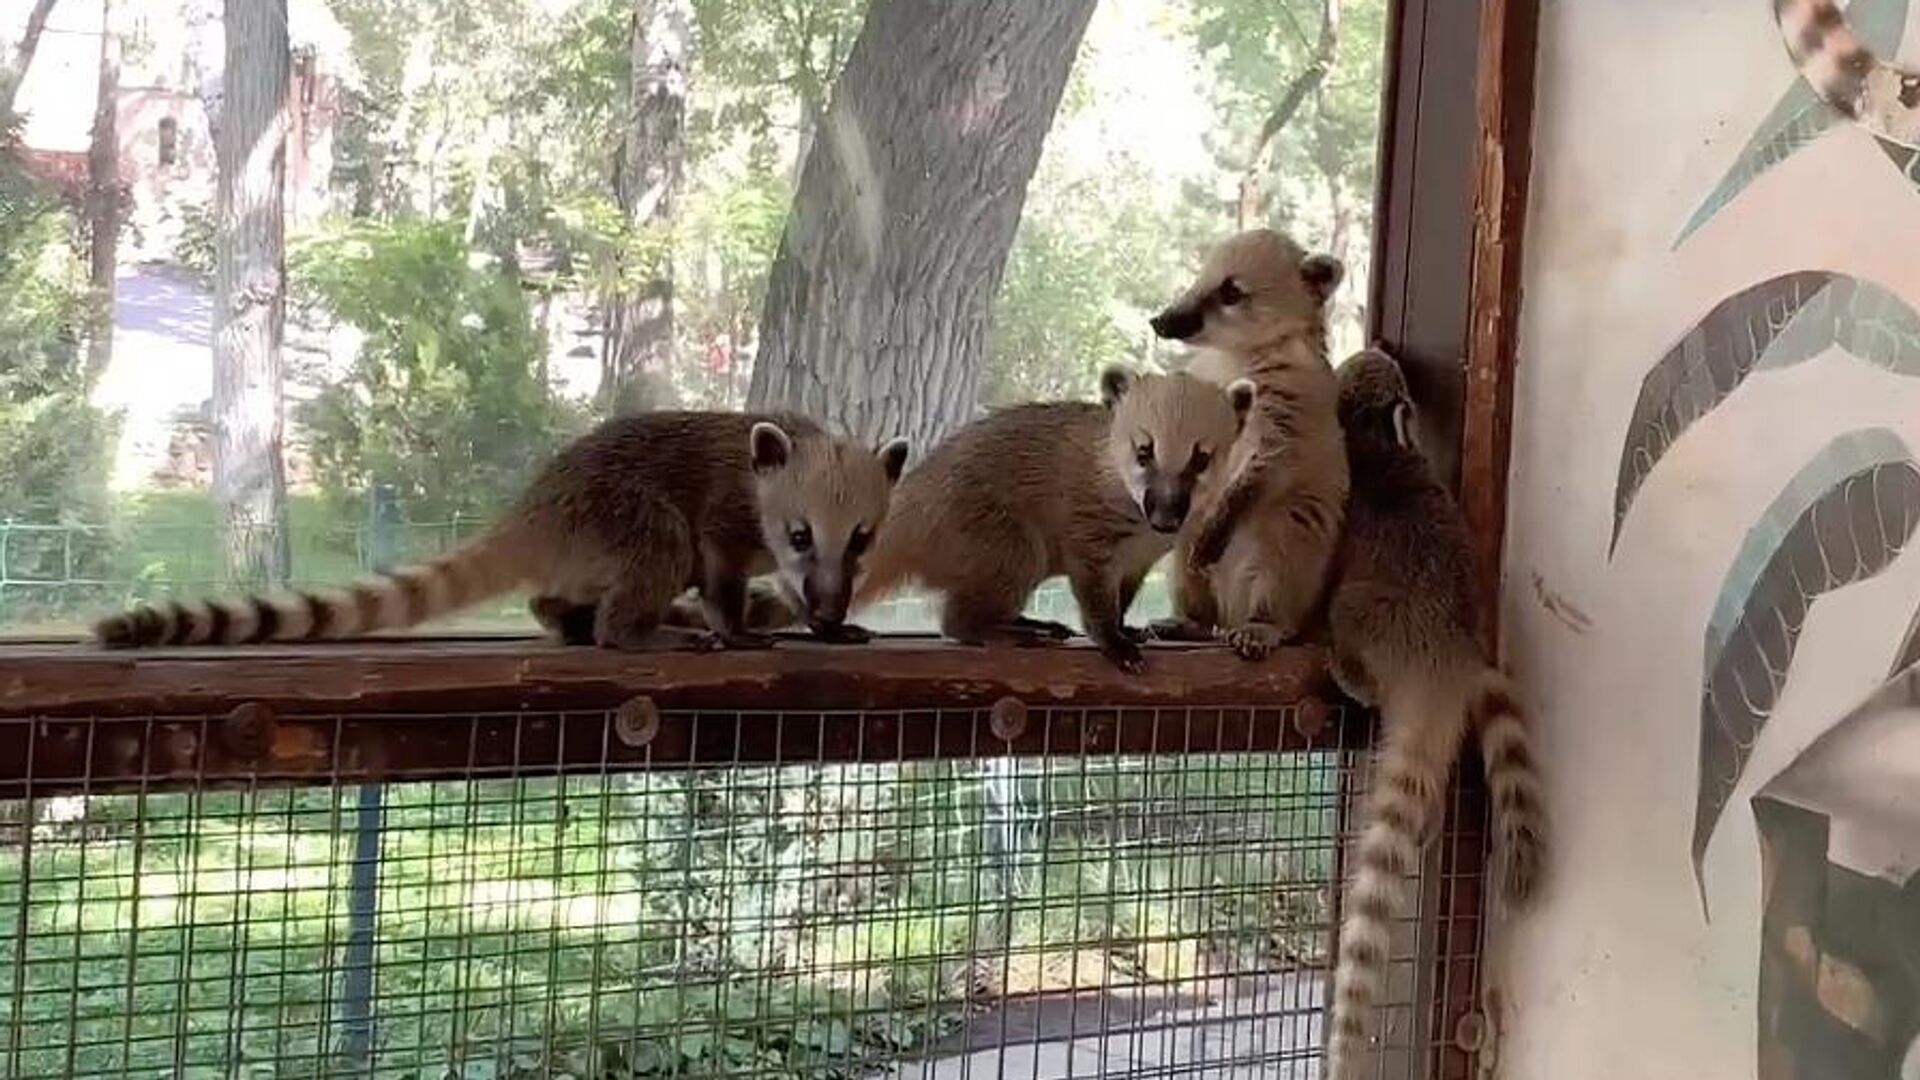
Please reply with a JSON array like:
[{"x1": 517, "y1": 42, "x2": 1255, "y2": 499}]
[{"x1": 0, "y1": 758, "x2": 1335, "y2": 1078}]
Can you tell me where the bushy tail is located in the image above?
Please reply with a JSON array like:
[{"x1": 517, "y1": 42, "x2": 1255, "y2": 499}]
[
  {"x1": 1465, "y1": 669, "x2": 1548, "y2": 908},
  {"x1": 1326, "y1": 678, "x2": 1470, "y2": 1080},
  {"x1": 93, "y1": 530, "x2": 525, "y2": 648}
]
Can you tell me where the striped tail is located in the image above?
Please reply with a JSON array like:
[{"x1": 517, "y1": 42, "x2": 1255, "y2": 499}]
[
  {"x1": 1326, "y1": 679, "x2": 1470, "y2": 1080},
  {"x1": 1466, "y1": 670, "x2": 1548, "y2": 908},
  {"x1": 93, "y1": 531, "x2": 525, "y2": 648}
]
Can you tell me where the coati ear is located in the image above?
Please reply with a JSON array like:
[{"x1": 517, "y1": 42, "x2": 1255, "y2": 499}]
[
  {"x1": 1226, "y1": 378, "x2": 1257, "y2": 428},
  {"x1": 1300, "y1": 254, "x2": 1344, "y2": 305},
  {"x1": 877, "y1": 438, "x2": 910, "y2": 484},
  {"x1": 1390, "y1": 401, "x2": 1417, "y2": 452},
  {"x1": 749, "y1": 422, "x2": 793, "y2": 474},
  {"x1": 1099, "y1": 365, "x2": 1134, "y2": 409}
]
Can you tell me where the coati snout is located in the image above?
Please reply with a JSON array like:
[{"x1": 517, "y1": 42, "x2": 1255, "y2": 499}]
[
  {"x1": 1099, "y1": 366, "x2": 1253, "y2": 534},
  {"x1": 1152, "y1": 230, "x2": 1343, "y2": 352},
  {"x1": 751, "y1": 422, "x2": 909, "y2": 629},
  {"x1": 1149, "y1": 305, "x2": 1204, "y2": 342}
]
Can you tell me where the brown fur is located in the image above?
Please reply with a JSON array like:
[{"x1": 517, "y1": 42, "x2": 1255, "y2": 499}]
[
  {"x1": 830, "y1": 367, "x2": 1255, "y2": 673},
  {"x1": 94, "y1": 412, "x2": 908, "y2": 650},
  {"x1": 1147, "y1": 228, "x2": 1349, "y2": 661},
  {"x1": 1774, "y1": 0, "x2": 1920, "y2": 144},
  {"x1": 1322, "y1": 349, "x2": 1547, "y2": 1079}
]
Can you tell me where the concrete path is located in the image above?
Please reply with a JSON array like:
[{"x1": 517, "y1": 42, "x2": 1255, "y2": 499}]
[{"x1": 883, "y1": 971, "x2": 1326, "y2": 1080}]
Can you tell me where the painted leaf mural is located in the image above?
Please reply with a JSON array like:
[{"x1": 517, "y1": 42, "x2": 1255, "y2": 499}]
[
  {"x1": 1692, "y1": 428, "x2": 1920, "y2": 905},
  {"x1": 1673, "y1": 86, "x2": 1836, "y2": 248},
  {"x1": 1611, "y1": 273, "x2": 1920, "y2": 553},
  {"x1": 1893, "y1": 598, "x2": 1920, "y2": 677},
  {"x1": 1674, "y1": 0, "x2": 1910, "y2": 247}
]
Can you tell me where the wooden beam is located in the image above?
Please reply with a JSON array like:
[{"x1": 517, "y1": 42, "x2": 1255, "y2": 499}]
[
  {"x1": 1428, "y1": 3, "x2": 1541, "y2": 1080},
  {"x1": 0, "y1": 638, "x2": 1355, "y2": 794},
  {"x1": 1460, "y1": 0, "x2": 1540, "y2": 653}
]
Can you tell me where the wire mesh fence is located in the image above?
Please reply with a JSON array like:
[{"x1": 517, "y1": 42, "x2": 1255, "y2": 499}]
[{"x1": 0, "y1": 701, "x2": 1453, "y2": 1080}]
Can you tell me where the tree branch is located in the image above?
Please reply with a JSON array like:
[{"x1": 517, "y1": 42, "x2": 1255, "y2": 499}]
[
  {"x1": 1237, "y1": 0, "x2": 1341, "y2": 230},
  {"x1": 0, "y1": 0, "x2": 64, "y2": 125}
]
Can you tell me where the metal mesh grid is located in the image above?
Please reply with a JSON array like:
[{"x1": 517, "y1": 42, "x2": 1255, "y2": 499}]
[{"x1": 0, "y1": 704, "x2": 1456, "y2": 1080}]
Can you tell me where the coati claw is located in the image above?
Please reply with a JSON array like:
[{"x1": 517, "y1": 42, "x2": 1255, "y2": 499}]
[
  {"x1": 1100, "y1": 638, "x2": 1147, "y2": 674},
  {"x1": 1224, "y1": 623, "x2": 1285, "y2": 661}
]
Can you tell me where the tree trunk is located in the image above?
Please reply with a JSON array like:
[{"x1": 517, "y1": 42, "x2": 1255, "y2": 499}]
[
  {"x1": 84, "y1": 0, "x2": 119, "y2": 388},
  {"x1": 0, "y1": 0, "x2": 61, "y2": 125},
  {"x1": 747, "y1": 0, "x2": 1097, "y2": 449},
  {"x1": 212, "y1": 0, "x2": 291, "y2": 587},
  {"x1": 600, "y1": 0, "x2": 690, "y2": 412},
  {"x1": 1236, "y1": 0, "x2": 1340, "y2": 231}
]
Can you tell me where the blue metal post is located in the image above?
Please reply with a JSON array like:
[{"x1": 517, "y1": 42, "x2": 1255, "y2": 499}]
[{"x1": 339, "y1": 485, "x2": 398, "y2": 1068}]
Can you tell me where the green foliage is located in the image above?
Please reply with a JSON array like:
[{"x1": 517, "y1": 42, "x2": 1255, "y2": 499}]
[
  {"x1": 0, "y1": 154, "x2": 120, "y2": 624},
  {"x1": 292, "y1": 218, "x2": 583, "y2": 520}
]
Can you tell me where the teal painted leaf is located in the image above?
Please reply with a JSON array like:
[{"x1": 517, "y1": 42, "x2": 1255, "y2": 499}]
[
  {"x1": 1893, "y1": 596, "x2": 1920, "y2": 677},
  {"x1": 1673, "y1": 0, "x2": 1910, "y2": 248},
  {"x1": 1674, "y1": 86, "x2": 1836, "y2": 248},
  {"x1": 1612, "y1": 272, "x2": 1920, "y2": 553},
  {"x1": 1875, "y1": 134, "x2": 1920, "y2": 189},
  {"x1": 1612, "y1": 272, "x2": 1834, "y2": 552},
  {"x1": 1693, "y1": 428, "x2": 1920, "y2": 911}
]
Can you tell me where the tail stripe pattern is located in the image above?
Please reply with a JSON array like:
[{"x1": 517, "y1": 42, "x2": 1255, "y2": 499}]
[
  {"x1": 1327, "y1": 739, "x2": 1441, "y2": 1079},
  {"x1": 92, "y1": 534, "x2": 521, "y2": 649},
  {"x1": 1468, "y1": 678, "x2": 1548, "y2": 907}
]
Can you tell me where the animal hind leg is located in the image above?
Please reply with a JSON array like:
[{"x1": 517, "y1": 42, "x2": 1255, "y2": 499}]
[
  {"x1": 940, "y1": 587, "x2": 1058, "y2": 648},
  {"x1": 592, "y1": 512, "x2": 709, "y2": 651},
  {"x1": 530, "y1": 595, "x2": 598, "y2": 646}
]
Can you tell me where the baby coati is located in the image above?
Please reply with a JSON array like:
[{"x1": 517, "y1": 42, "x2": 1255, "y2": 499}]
[
  {"x1": 93, "y1": 412, "x2": 909, "y2": 650},
  {"x1": 856, "y1": 366, "x2": 1255, "y2": 672},
  {"x1": 1322, "y1": 349, "x2": 1547, "y2": 1080},
  {"x1": 1146, "y1": 228, "x2": 1348, "y2": 661},
  {"x1": 663, "y1": 369, "x2": 1257, "y2": 672}
]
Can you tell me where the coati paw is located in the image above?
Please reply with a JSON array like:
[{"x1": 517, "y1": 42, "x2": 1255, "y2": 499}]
[
  {"x1": 1099, "y1": 637, "x2": 1147, "y2": 675},
  {"x1": 1118, "y1": 623, "x2": 1149, "y2": 645},
  {"x1": 1146, "y1": 617, "x2": 1212, "y2": 643},
  {"x1": 809, "y1": 621, "x2": 872, "y2": 645},
  {"x1": 1224, "y1": 623, "x2": 1286, "y2": 661},
  {"x1": 716, "y1": 630, "x2": 778, "y2": 651}
]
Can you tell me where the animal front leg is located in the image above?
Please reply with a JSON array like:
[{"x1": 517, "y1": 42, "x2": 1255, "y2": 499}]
[
  {"x1": 1068, "y1": 561, "x2": 1144, "y2": 674},
  {"x1": 699, "y1": 563, "x2": 776, "y2": 650}
]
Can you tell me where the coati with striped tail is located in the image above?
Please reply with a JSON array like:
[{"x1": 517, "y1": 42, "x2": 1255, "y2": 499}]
[
  {"x1": 1322, "y1": 348, "x2": 1546, "y2": 1080},
  {"x1": 1774, "y1": 0, "x2": 1920, "y2": 147},
  {"x1": 664, "y1": 368, "x2": 1258, "y2": 673},
  {"x1": 93, "y1": 413, "x2": 909, "y2": 650},
  {"x1": 852, "y1": 366, "x2": 1255, "y2": 673},
  {"x1": 1146, "y1": 228, "x2": 1349, "y2": 662}
]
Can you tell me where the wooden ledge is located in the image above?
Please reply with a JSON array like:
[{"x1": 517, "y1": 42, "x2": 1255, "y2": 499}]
[
  {"x1": 0, "y1": 637, "x2": 1354, "y2": 793},
  {"x1": 0, "y1": 635, "x2": 1337, "y2": 716}
]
